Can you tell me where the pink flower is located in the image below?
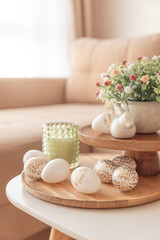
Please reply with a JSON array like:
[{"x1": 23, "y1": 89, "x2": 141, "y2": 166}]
[
  {"x1": 140, "y1": 75, "x2": 149, "y2": 83},
  {"x1": 96, "y1": 92, "x2": 99, "y2": 97},
  {"x1": 112, "y1": 70, "x2": 118, "y2": 75},
  {"x1": 96, "y1": 82, "x2": 100, "y2": 87},
  {"x1": 107, "y1": 79, "x2": 112, "y2": 85},
  {"x1": 118, "y1": 64, "x2": 124, "y2": 69},
  {"x1": 116, "y1": 84, "x2": 122, "y2": 91},
  {"x1": 104, "y1": 79, "x2": 112, "y2": 86},
  {"x1": 122, "y1": 60, "x2": 127, "y2": 65},
  {"x1": 106, "y1": 74, "x2": 110, "y2": 78},
  {"x1": 156, "y1": 72, "x2": 160, "y2": 77},
  {"x1": 130, "y1": 74, "x2": 137, "y2": 81},
  {"x1": 137, "y1": 56, "x2": 142, "y2": 60}
]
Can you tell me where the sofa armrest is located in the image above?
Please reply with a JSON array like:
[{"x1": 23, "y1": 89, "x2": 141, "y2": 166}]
[{"x1": 0, "y1": 78, "x2": 66, "y2": 109}]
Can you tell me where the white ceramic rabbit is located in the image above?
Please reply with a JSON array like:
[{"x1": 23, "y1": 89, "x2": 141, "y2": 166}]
[{"x1": 110, "y1": 111, "x2": 136, "y2": 139}]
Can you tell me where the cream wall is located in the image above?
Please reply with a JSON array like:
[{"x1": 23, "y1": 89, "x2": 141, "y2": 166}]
[{"x1": 94, "y1": 0, "x2": 160, "y2": 38}]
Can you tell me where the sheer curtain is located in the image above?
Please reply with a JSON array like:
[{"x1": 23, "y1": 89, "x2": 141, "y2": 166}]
[{"x1": 0, "y1": 0, "x2": 69, "y2": 77}]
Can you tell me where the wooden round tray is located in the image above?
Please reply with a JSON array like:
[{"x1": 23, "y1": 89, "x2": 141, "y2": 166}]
[
  {"x1": 78, "y1": 126, "x2": 160, "y2": 176},
  {"x1": 78, "y1": 125, "x2": 160, "y2": 151},
  {"x1": 22, "y1": 153, "x2": 160, "y2": 209}
]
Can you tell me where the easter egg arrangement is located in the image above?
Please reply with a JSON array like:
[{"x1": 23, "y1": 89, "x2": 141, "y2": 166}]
[
  {"x1": 22, "y1": 149, "x2": 139, "y2": 197},
  {"x1": 22, "y1": 150, "x2": 160, "y2": 208},
  {"x1": 21, "y1": 56, "x2": 160, "y2": 209}
]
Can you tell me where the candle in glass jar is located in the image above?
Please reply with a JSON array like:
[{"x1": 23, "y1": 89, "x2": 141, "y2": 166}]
[{"x1": 42, "y1": 122, "x2": 79, "y2": 169}]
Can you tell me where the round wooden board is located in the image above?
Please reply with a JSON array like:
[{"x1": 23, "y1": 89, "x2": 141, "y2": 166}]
[
  {"x1": 78, "y1": 125, "x2": 160, "y2": 152},
  {"x1": 22, "y1": 153, "x2": 160, "y2": 209}
]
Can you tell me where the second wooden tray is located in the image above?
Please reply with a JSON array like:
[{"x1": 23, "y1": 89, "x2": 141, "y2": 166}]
[{"x1": 22, "y1": 153, "x2": 160, "y2": 209}]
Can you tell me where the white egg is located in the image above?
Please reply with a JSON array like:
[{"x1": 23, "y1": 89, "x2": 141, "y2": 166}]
[
  {"x1": 112, "y1": 166, "x2": 138, "y2": 192},
  {"x1": 41, "y1": 158, "x2": 70, "y2": 183},
  {"x1": 24, "y1": 157, "x2": 48, "y2": 180},
  {"x1": 92, "y1": 111, "x2": 117, "y2": 134},
  {"x1": 71, "y1": 167, "x2": 101, "y2": 194},
  {"x1": 23, "y1": 150, "x2": 50, "y2": 164},
  {"x1": 94, "y1": 160, "x2": 116, "y2": 183}
]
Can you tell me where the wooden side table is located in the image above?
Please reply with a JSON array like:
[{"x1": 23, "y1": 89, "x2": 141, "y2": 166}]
[{"x1": 6, "y1": 153, "x2": 160, "y2": 240}]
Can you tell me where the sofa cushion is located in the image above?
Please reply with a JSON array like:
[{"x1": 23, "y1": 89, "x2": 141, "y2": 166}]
[
  {"x1": 66, "y1": 33, "x2": 160, "y2": 103},
  {"x1": 0, "y1": 103, "x2": 104, "y2": 206}
]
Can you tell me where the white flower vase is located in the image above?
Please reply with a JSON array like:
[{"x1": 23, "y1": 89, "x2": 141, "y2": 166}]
[{"x1": 128, "y1": 102, "x2": 160, "y2": 133}]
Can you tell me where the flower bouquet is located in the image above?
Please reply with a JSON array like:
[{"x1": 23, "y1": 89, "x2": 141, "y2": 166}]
[
  {"x1": 96, "y1": 56, "x2": 160, "y2": 104},
  {"x1": 95, "y1": 56, "x2": 160, "y2": 134}
]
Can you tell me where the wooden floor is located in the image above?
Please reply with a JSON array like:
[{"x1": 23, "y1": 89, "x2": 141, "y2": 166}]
[{"x1": 23, "y1": 228, "x2": 50, "y2": 240}]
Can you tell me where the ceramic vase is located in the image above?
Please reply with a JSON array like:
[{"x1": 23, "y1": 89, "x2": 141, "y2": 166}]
[{"x1": 128, "y1": 102, "x2": 160, "y2": 133}]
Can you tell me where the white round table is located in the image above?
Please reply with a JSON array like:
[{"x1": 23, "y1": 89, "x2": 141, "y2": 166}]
[{"x1": 6, "y1": 175, "x2": 160, "y2": 240}]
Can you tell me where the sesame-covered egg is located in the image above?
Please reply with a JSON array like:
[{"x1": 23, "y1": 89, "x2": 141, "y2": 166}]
[
  {"x1": 71, "y1": 167, "x2": 101, "y2": 194},
  {"x1": 24, "y1": 157, "x2": 48, "y2": 180},
  {"x1": 94, "y1": 159, "x2": 116, "y2": 183},
  {"x1": 112, "y1": 166, "x2": 138, "y2": 192},
  {"x1": 112, "y1": 155, "x2": 137, "y2": 170},
  {"x1": 23, "y1": 150, "x2": 50, "y2": 164}
]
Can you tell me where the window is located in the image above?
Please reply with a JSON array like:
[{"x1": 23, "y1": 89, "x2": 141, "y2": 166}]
[{"x1": 0, "y1": 0, "x2": 69, "y2": 77}]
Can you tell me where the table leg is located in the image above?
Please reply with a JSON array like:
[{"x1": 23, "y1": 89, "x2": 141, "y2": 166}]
[{"x1": 49, "y1": 228, "x2": 73, "y2": 240}]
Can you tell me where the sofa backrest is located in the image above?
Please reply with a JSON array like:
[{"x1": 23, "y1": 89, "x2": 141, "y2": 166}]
[{"x1": 65, "y1": 33, "x2": 160, "y2": 103}]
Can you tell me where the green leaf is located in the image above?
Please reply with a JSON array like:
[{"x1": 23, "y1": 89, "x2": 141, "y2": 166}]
[
  {"x1": 156, "y1": 95, "x2": 160, "y2": 102},
  {"x1": 142, "y1": 84, "x2": 147, "y2": 90},
  {"x1": 154, "y1": 88, "x2": 159, "y2": 94},
  {"x1": 146, "y1": 81, "x2": 150, "y2": 85}
]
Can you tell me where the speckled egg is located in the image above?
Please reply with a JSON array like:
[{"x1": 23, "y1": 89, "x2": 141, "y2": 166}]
[
  {"x1": 23, "y1": 150, "x2": 50, "y2": 164},
  {"x1": 71, "y1": 167, "x2": 101, "y2": 194},
  {"x1": 24, "y1": 157, "x2": 48, "y2": 180},
  {"x1": 112, "y1": 155, "x2": 137, "y2": 170},
  {"x1": 41, "y1": 159, "x2": 70, "y2": 183},
  {"x1": 94, "y1": 160, "x2": 116, "y2": 183},
  {"x1": 112, "y1": 166, "x2": 138, "y2": 192}
]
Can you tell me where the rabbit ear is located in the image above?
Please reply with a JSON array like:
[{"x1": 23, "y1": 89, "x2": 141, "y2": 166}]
[
  {"x1": 114, "y1": 105, "x2": 123, "y2": 116},
  {"x1": 119, "y1": 112, "x2": 134, "y2": 129},
  {"x1": 121, "y1": 102, "x2": 129, "y2": 112}
]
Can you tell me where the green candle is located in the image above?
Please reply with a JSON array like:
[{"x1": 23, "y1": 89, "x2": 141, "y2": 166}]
[{"x1": 42, "y1": 122, "x2": 79, "y2": 169}]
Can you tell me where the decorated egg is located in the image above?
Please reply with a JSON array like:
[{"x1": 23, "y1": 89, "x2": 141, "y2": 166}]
[
  {"x1": 112, "y1": 166, "x2": 138, "y2": 192},
  {"x1": 24, "y1": 157, "x2": 48, "y2": 180},
  {"x1": 71, "y1": 167, "x2": 101, "y2": 194},
  {"x1": 41, "y1": 158, "x2": 70, "y2": 183},
  {"x1": 112, "y1": 155, "x2": 137, "y2": 170},
  {"x1": 94, "y1": 159, "x2": 116, "y2": 183},
  {"x1": 23, "y1": 150, "x2": 50, "y2": 164},
  {"x1": 92, "y1": 110, "x2": 117, "y2": 134}
]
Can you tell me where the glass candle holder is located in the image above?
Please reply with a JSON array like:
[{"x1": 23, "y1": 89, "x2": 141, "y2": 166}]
[{"x1": 42, "y1": 122, "x2": 79, "y2": 169}]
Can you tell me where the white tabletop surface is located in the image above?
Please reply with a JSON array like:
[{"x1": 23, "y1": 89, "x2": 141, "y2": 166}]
[{"x1": 6, "y1": 175, "x2": 160, "y2": 240}]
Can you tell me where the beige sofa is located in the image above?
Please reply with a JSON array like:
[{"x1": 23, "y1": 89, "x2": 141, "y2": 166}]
[{"x1": 1, "y1": 33, "x2": 160, "y2": 240}]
